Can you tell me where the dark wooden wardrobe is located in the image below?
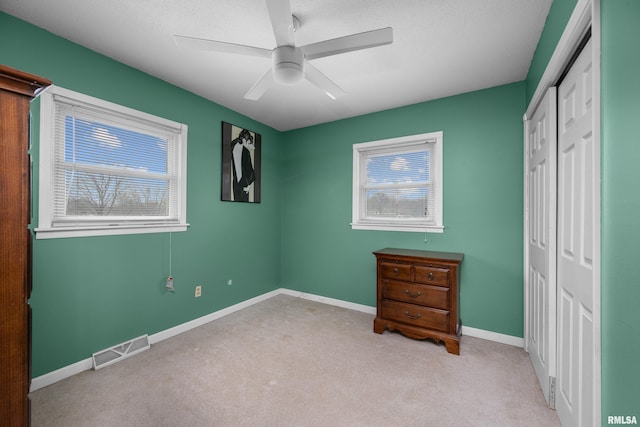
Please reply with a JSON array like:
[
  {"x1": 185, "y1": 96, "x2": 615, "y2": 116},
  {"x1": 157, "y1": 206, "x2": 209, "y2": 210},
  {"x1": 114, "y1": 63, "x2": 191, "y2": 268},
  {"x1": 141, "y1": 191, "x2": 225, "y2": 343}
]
[{"x1": 0, "y1": 64, "x2": 51, "y2": 426}]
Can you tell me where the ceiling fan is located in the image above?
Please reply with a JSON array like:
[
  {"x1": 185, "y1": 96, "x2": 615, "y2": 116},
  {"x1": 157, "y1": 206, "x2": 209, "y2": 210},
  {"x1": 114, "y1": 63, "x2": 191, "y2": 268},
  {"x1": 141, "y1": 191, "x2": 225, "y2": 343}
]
[{"x1": 174, "y1": 0, "x2": 393, "y2": 101}]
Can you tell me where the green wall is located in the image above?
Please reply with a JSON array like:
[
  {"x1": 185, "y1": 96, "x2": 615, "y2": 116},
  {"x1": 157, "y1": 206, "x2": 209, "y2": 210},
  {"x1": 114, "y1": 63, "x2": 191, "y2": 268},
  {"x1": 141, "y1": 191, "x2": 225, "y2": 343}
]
[
  {"x1": 601, "y1": 0, "x2": 640, "y2": 420},
  {"x1": 1, "y1": 12, "x2": 283, "y2": 376},
  {"x1": 281, "y1": 82, "x2": 526, "y2": 337}
]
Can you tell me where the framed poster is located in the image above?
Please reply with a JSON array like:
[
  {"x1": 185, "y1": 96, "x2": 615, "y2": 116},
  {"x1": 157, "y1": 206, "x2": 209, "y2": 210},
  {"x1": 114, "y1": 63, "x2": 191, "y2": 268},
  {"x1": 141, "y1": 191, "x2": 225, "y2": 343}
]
[{"x1": 221, "y1": 122, "x2": 261, "y2": 203}]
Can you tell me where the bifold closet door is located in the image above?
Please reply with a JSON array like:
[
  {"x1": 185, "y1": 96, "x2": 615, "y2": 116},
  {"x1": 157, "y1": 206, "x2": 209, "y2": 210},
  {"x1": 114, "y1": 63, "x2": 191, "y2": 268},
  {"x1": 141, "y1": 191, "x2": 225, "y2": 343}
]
[
  {"x1": 556, "y1": 37, "x2": 598, "y2": 427},
  {"x1": 526, "y1": 86, "x2": 557, "y2": 408}
]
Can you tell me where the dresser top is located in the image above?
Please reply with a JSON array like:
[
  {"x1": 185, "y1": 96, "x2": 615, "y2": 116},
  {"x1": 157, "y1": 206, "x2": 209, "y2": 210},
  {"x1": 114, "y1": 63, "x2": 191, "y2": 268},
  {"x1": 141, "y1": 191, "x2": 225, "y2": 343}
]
[{"x1": 373, "y1": 247, "x2": 464, "y2": 262}]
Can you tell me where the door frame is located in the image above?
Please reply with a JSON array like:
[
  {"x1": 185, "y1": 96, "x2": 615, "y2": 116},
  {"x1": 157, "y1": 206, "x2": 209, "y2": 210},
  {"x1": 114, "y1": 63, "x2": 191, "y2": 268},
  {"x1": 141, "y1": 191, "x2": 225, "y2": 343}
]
[{"x1": 523, "y1": 0, "x2": 601, "y2": 421}]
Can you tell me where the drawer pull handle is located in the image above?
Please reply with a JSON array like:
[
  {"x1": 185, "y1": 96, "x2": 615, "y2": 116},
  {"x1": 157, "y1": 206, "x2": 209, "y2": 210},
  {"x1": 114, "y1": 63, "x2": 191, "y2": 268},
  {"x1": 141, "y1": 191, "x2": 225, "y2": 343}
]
[
  {"x1": 404, "y1": 311, "x2": 422, "y2": 320},
  {"x1": 428, "y1": 272, "x2": 435, "y2": 281},
  {"x1": 393, "y1": 268, "x2": 399, "y2": 276},
  {"x1": 404, "y1": 289, "x2": 422, "y2": 298}
]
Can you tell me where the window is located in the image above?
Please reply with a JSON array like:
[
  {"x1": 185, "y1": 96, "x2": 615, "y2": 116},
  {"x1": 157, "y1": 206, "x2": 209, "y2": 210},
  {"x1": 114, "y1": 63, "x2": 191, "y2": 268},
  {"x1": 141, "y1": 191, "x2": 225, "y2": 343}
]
[
  {"x1": 37, "y1": 86, "x2": 188, "y2": 239},
  {"x1": 352, "y1": 131, "x2": 443, "y2": 233}
]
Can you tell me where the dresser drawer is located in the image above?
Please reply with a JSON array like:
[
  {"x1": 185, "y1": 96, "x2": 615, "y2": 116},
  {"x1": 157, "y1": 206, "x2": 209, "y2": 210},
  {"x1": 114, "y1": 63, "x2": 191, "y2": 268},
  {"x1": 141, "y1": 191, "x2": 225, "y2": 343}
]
[
  {"x1": 381, "y1": 300, "x2": 449, "y2": 332},
  {"x1": 382, "y1": 280, "x2": 449, "y2": 310},
  {"x1": 380, "y1": 261, "x2": 413, "y2": 282},
  {"x1": 414, "y1": 265, "x2": 449, "y2": 287}
]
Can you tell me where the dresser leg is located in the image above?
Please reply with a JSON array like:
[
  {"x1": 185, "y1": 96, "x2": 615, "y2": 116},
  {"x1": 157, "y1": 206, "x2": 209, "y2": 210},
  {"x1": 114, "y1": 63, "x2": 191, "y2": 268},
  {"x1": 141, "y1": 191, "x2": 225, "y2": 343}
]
[
  {"x1": 373, "y1": 317, "x2": 385, "y2": 334},
  {"x1": 444, "y1": 339, "x2": 460, "y2": 355}
]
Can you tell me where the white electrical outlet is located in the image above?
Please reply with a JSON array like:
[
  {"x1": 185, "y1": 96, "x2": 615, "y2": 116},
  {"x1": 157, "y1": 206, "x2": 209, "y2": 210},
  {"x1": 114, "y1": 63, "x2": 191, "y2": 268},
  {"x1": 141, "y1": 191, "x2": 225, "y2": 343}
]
[
  {"x1": 195, "y1": 285, "x2": 202, "y2": 298},
  {"x1": 227, "y1": 279, "x2": 232, "y2": 286}
]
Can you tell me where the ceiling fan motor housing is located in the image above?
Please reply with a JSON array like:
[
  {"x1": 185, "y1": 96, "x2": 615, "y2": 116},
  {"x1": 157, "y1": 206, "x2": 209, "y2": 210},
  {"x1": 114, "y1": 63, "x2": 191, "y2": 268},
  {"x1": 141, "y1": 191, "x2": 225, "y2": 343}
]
[{"x1": 273, "y1": 46, "x2": 304, "y2": 85}]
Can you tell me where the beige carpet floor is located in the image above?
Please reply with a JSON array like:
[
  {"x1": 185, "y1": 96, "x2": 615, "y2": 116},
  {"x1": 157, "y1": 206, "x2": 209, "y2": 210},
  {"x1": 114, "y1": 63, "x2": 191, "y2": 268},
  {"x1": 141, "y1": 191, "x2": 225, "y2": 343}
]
[{"x1": 30, "y1": 294, "x2": 560, "y2": 426}]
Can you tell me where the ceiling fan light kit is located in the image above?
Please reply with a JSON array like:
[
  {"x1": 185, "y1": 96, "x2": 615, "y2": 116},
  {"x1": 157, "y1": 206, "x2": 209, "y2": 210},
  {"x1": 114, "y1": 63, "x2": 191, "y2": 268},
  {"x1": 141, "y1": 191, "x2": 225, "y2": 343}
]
[
  {"x1": 175, "y1": 0, "x2": 393, "y2": 100},
  {"x1": 273, "y1": 46, "x2": 304, "y2": 85}
]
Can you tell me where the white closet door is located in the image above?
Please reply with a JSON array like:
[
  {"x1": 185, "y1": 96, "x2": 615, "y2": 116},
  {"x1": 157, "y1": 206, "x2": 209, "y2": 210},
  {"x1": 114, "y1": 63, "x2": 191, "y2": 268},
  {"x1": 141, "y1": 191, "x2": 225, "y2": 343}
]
[
  {"x1": 556, "y1": 37, "x2": 597, "y2": 427},
  {"x1": 526, "y1": 86, "x2": 557, "y2": 407}
]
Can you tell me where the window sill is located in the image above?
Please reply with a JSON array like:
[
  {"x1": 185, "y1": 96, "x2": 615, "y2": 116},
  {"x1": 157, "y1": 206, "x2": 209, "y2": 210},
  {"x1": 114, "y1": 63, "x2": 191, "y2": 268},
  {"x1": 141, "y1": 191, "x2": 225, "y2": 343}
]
[
  {"x1": 35, "y1": 223, "x2": 189, "y2": 239},
  {"x1": 350, "y1": 223, "x2": 444, "y2": 233}
]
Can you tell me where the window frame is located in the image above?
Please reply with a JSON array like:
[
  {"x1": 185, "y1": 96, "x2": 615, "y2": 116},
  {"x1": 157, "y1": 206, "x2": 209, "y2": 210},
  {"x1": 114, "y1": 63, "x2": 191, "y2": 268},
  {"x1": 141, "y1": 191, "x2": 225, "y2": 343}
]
[
  {"x1": 351, "y1": 131, "x2": 443, "y2": 233},
  {"x1": 36, "y1": 85, "x2": 189, "y2": 239}
]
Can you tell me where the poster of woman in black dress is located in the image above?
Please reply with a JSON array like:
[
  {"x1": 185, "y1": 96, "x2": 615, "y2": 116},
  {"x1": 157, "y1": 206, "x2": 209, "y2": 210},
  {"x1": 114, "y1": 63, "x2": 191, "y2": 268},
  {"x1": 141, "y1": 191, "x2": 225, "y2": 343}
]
[{"x1": 221, "y1": 122, "x2": 261, "y2": 203}]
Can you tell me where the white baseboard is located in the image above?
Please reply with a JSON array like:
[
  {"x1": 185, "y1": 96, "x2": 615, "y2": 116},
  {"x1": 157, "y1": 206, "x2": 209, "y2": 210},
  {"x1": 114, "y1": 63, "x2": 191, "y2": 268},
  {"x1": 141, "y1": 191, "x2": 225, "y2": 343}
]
[
  {"x1": 30, "y1": 288, "x2": 522, "y2": 391},
  {"x1": 461, "y1": 325, "x2": 524, "y2": 348},
  {"x1": 286, "y1": 290, "x2": 524, "y2": 347},
  {"x1": 30, "y1": 289, "x2": 281, "y2": 392},
  {"x1": 30, "y1": 358, "x2": 93, "y2": 392},
  {"x1": 279, "y1": 288, "x2": 377, "y2": 315},
  {"x1": 148, "y1": 289, "x2": 282, "y2": 345},
  {"x1": 288, "y1": 291, "x2": 524, "y2": 347}
]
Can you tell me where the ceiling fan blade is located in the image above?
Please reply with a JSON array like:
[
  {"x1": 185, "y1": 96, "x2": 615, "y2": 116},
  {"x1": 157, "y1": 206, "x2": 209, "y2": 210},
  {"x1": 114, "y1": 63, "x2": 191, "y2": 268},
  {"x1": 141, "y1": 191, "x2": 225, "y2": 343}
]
[
  {"x1": 301, "y1": 27, "x2": 393, "y2": 60},
  {"x1": 265, "y1": 0, "x2": 295, "y2": 47},
  {"x1": 244, "y1": 68, "x2": 275, "y2": 100},
  {"x1": 174, "y1": 35, "x2": 272, "y2": 59},
  {"x1": 304, "y1": 63, "x2": 345, "y2": 100}
]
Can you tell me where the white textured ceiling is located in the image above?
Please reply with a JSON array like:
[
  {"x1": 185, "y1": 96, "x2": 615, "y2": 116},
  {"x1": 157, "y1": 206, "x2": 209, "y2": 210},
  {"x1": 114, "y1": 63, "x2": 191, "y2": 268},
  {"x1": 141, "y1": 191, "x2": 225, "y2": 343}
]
[{"x1": 1, "y1": 0, "x2": 552, "y2": 131}]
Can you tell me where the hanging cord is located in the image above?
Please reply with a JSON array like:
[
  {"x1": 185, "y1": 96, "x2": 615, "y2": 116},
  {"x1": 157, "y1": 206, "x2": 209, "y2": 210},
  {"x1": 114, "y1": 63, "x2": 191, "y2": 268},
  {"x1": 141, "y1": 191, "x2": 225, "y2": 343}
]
[{"x1": 166, "y1": 232, "x2": 174, "y2": 292}]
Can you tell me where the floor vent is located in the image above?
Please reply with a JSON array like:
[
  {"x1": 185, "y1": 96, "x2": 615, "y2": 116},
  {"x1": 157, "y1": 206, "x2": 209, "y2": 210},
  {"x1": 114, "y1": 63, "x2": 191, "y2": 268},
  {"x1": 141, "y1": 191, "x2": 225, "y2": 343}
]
[{"x1": 92, "y1": 335, "x2": 150, "y2": 370}]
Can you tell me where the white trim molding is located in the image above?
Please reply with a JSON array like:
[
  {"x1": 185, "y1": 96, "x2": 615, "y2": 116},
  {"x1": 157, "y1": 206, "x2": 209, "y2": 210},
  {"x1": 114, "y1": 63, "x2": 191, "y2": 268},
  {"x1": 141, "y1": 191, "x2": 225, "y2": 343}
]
[
  {"x1": 30, "y1": 289, "x2": 281, "y2": 392},
  {"x1": 30, "y1": 358, "x2": 93, "y2": 392},
  {"x1": 525, "y1": 0, "x2": 593, "y2": 119},
  {"x1": 351, "y1": 131, "x2": 444, "y2": 233},
  {"x1": 36, "y1": 85, "x2": 189, "y2": 239},
  {"x1": 31, "y1": 288, "x2": 524, "y2": 391},
  {"x1": 461, "y1": 326, "x2": 524, "y2": 348},
  {"x1": 279, "y1": 288, "x2": 377, "y2": 315},
  {"x1": 148, "y1": 289, "x2": 282, "y2": 345}
]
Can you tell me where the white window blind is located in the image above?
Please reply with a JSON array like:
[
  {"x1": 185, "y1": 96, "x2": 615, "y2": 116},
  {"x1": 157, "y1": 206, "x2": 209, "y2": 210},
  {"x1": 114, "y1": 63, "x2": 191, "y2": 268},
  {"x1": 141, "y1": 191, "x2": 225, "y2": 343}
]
[
  {"x1": 37, "y1": 86, "x2": 188, "y2": 238},
  {"x1": 352, "y1": 131, "x2": 443, "y2": 233},
  {"x1": 363, "y1": 146, "x2": 434, "y2": 223}
]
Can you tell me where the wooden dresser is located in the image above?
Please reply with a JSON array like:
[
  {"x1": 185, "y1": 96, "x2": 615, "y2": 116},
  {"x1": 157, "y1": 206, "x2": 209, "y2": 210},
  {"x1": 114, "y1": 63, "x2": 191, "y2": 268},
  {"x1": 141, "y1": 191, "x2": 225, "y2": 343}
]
[
  {"x1": 0, "y1": 65, "x2": 51, "y2": 426},
  {"x1": 373, "y1": 248, "x2": 464, "y2": 355}
]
